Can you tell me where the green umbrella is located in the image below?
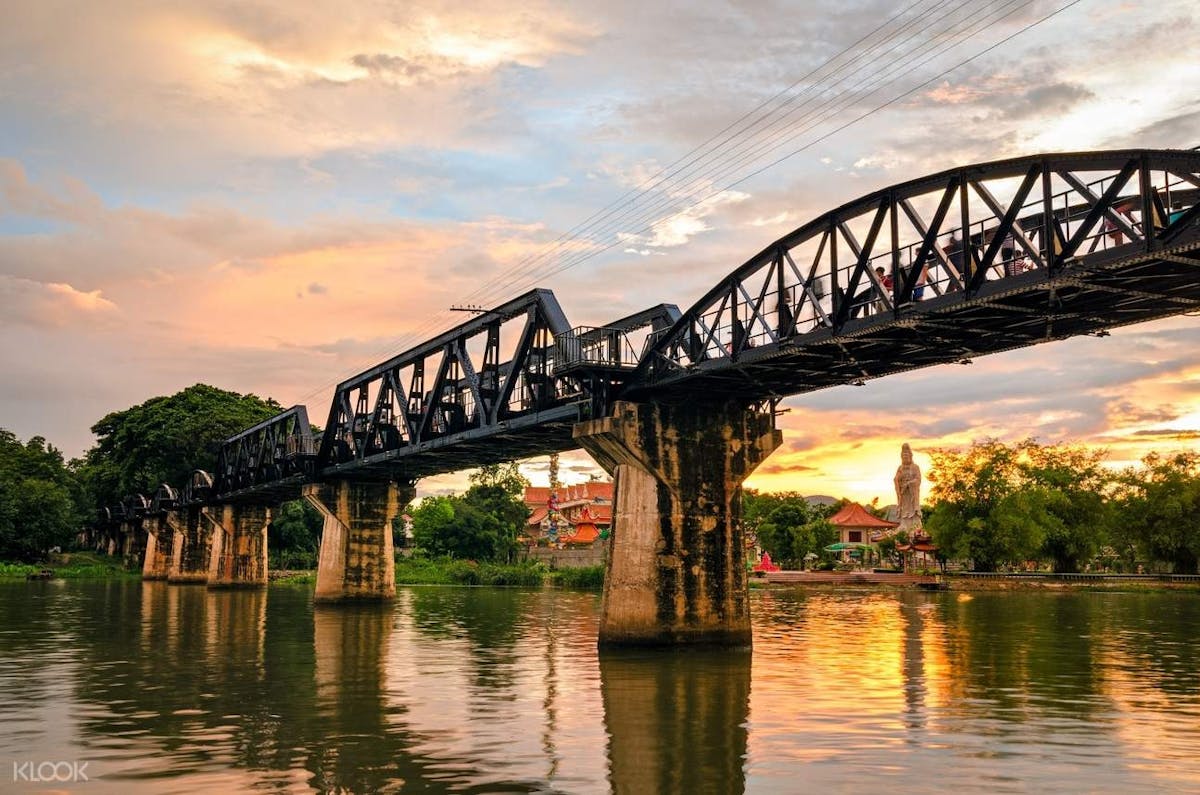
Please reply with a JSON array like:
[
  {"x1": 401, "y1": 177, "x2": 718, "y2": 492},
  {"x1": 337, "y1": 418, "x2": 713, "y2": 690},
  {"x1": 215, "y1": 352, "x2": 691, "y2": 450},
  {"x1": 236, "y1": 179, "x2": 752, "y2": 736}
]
[{"x1": 824, "y1": 542, "x2": 874, "y2": 552}]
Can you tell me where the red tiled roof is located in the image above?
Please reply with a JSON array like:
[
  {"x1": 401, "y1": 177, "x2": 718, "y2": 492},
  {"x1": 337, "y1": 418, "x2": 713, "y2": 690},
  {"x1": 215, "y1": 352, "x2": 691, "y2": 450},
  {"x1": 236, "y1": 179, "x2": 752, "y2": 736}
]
[
  {"x1": 564, "y1": 524, "x2": 600, "y2": 544},
  {"x1": 897, "y1": 542, "x2": 939, "y2": 552},
  {"x1": 524, "y1": 482, "x2": 614, "y2": 510},
  {"x1": 524, "y1": 487, "x2": 552, "y2": 506},
  {"x1": 828, "y1": 502, "x2": 898, "y2": 529},
  {"x1": 527, "y1": 506, "x2": 548, "y2": 526},
  {"x1": 586, "y1": 505, "x2": 612, "y2": 523}
]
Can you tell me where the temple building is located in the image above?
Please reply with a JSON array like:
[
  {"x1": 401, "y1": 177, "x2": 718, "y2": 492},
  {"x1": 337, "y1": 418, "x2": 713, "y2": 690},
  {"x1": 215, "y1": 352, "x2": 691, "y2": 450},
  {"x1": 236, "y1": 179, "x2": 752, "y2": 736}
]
[
  {"x1": 523, "y1": 481, "x2": 613, "y2": 548},
  {"x1": 828, "y1": 501, "x2": 898, "y2": 545}
]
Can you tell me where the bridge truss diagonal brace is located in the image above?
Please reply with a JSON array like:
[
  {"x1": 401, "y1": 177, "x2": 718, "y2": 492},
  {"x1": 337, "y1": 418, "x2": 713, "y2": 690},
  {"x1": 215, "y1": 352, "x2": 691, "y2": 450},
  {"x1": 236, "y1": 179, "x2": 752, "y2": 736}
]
[
  {"x1": 574, "y1": 400, "x2": 782, "y2": 648},
  {"x1": 304, "y1": 480, "x2": 411, "y2": 603}
]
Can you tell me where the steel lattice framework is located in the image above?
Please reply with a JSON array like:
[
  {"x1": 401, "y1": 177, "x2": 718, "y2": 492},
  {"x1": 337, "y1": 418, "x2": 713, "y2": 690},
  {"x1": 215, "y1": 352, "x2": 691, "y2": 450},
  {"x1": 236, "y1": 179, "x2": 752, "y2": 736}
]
[
  {"x1": 627, "y1": 149, "x2": 1200, "y2": 401},
  {"x1": 314, "y1": 289, "x2": 585, "y2": 484},
  {"x1": 133, "y1": 147, "x2": 1200, "y2": 506},
  {"x1": 213, "y1": 406, "x2": 316, "y2": 501}
]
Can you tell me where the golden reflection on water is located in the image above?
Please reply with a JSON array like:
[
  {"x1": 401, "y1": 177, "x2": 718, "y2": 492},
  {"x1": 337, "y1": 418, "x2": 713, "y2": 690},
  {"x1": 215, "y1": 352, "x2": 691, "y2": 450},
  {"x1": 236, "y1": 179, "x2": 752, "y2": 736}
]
[{"x1": 4, "y1": 584, "x2": 1200, "y2": 792}]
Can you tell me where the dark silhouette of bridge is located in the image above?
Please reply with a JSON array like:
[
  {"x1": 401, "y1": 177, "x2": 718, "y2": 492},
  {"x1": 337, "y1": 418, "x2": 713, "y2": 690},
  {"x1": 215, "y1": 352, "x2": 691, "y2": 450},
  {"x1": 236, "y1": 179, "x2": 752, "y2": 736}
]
[{"x1": 104, "y1": 148, "x2": 1200, "y2": 644}]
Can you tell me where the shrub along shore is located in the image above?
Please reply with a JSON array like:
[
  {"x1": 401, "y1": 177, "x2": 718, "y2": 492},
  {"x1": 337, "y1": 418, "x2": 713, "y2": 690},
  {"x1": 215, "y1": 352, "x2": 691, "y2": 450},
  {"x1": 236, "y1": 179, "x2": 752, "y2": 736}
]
[
  {"x1": 1, "y1": 554, "x2": 606, "y2": 590},
  {"x1": 0, "y1": 552, "x2": 141, "y2": 580},
  {"x1": 263, "y1": 559, "x2": 607, "y2": 588}
]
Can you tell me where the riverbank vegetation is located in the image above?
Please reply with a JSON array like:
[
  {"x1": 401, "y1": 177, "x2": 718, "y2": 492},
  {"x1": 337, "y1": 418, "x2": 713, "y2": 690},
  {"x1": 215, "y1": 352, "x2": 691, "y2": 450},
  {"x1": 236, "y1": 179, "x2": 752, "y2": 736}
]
[
  {"x1": 743, "y1": 490, "x2": 839, "y2": 569},
  {"x1": 408, "y1": 464, "x2": 531, "y2": 562},
  {"x1": 0, "y1": 429, "x2": 84, "y2": 561},
  {"x1": 745, "y1": 439, "x2": 1200, "y2": 576},
  {"x1": 0, "y1": 552, "x2": 141, "y2": 579},
  {"x1": 927, "y1": 440, "x2": 1200, "y2": 573}
]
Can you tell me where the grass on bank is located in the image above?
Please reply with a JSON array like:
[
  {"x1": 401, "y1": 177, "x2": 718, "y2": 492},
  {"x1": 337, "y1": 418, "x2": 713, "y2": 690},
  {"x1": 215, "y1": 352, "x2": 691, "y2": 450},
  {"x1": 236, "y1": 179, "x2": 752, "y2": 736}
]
[
  {"x1": 0, "y1": 552, "x2": 608, "y2": 590},
  {"x1": 0, "y1": 552, "x2": 141, "y2": 580}
]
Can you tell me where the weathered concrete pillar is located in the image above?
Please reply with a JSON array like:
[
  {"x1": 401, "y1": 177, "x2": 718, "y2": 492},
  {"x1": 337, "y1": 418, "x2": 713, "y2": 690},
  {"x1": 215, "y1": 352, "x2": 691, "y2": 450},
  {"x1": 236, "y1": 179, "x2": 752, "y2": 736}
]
[
  {"x1": 122, "y1": 520, "x2": 147, "y2": 571},
  {"x1": 206, "y1": 504, "x2": 270, "y2": 588},
  {"x1": 168, "y1": 507, "x2": 213, "y2": 584},
  {"x1": 142, "y1": 515, "x2": 176, "y2": 580},
  {"x1": 574, "y1": 400, "x2": 781, "y2": 647},
  {"x1": 304, "y1": 480, "x2": 410, "y2": 603}
]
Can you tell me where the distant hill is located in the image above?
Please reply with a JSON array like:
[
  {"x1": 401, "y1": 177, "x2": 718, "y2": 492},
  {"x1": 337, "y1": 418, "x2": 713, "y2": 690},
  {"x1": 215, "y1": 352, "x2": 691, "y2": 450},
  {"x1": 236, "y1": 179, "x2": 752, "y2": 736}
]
[{"x1": 805, "y1": 494, "x2": 839, "y2": 507}]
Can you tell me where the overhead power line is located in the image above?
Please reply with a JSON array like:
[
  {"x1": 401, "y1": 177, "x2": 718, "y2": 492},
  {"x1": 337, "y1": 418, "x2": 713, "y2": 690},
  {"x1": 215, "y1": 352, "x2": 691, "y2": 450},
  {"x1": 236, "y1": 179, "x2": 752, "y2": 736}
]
[{"x1": 291, "y1": 0, "x2": 1083, "y2": 408}]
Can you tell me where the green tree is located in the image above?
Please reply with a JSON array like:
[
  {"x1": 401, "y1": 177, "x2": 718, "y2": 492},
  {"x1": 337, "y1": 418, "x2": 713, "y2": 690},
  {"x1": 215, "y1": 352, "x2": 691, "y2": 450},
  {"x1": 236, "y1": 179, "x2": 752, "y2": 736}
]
[
  {"x1": 0, "y1": 430, "x2": 81, "y2": 560},
  {"x1": 410, "y1": 495, "x2": 504, "y2": 560},
  {"x1": 468, "y1": 463, "x2": 529, "y2": 496},
  {"x1": 269, "y1": 499, "x2": 323, "y2": 567},
  {"x1": 79, "y1": 383, "x2": 282, "y2": 507},
  {"x1": 927, "y1": 439, "x2": 1110, "y2": 572},
  {"x1": 1023, "y1": 444, "x2": 1109, "y2": 572},
  {"x1": 926, "y1": 439, "x2": 1025, "y2": 570},
  {"x1": 745, "y1": 493, "x2": 834, "y2": 568},
  {"x1": 1112, "y1": 452, "x2": 1200, "y2": 573},
  {"x1": 462, "y1": 463, "x2": 530, "y2": 563}
]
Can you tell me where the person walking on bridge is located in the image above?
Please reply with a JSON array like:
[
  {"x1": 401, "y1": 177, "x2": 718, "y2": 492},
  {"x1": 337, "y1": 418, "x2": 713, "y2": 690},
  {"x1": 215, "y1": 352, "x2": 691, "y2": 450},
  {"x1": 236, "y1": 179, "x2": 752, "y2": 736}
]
[{"x1": 943, "y1": 233, "x2": 966, "y2": 291}]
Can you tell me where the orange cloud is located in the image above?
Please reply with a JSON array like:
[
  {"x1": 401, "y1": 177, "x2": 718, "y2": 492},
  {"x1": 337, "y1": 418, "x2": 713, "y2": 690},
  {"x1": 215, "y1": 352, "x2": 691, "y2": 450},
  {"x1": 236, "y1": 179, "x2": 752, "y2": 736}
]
[{"x1": 0, "y1": 276, "x2": 119, "y2": 329}]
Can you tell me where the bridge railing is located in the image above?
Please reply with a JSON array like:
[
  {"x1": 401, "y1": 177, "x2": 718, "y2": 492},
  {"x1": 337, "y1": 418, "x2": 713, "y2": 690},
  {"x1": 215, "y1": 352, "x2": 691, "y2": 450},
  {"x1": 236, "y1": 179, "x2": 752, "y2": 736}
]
[
  {"x1": 555, "y1": 326, "x2": 640, "y2": 372},
  {"x1": 836, "y1": 169, "x2": 1189, "y2": 324},
  {"x1": 631, "y1": 149, "x2": 1200, "y2": 389}
]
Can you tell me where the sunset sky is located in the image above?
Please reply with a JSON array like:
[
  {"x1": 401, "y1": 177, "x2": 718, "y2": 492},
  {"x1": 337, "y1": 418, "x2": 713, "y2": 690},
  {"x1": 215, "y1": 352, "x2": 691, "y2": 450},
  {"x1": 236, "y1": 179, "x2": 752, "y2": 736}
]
[{"x1": 2, "y1": 0, "x2": 1198, "y2": 504}]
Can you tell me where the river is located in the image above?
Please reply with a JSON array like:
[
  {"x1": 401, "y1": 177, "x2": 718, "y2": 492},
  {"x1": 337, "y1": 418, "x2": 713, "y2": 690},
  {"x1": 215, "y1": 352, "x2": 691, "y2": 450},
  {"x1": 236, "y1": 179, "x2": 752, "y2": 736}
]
[{"x1": 1, "y1": 581, "x2": 1198, "y2": 793}]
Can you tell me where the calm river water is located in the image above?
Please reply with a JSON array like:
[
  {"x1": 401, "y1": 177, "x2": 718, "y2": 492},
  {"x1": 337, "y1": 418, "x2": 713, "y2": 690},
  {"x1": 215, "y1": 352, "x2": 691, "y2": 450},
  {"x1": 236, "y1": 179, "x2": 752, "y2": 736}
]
[{"x1": 2, "y1": 581, "x2": 1199, "y2": 793}]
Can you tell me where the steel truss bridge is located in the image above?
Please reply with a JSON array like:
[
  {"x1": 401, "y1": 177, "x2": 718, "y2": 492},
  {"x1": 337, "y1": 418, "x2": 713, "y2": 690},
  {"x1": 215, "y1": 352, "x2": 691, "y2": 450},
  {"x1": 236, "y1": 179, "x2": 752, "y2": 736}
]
[{"x1": 107, "y1": 149, "x2": 1200, "y2": 511}]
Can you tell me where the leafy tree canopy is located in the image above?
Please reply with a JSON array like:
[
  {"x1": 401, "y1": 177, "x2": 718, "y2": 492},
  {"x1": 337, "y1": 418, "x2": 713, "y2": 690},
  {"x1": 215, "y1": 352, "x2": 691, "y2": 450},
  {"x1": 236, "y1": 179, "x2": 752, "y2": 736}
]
[
  {"x1": 80, "y1": 383, "x2": 281, "y2": 506},
  {"x1": 411, "y1": 495, "x2": 505, "y2": 561},
  {"x1": 743, "y1": 490, "x2": 836, "y2": 568},
  {"x1": 269, "y1": 499, "x2": 323, "y2": 555},
  {"x1": 1110, "y1": 452, "x2": 1200, "y2": 573},
  {"x1": 462, "y1": 463, "x2": 530, "y2": 563},
  {"x1": 927, "y1": 438, "x2": 1110, "y2": 572},
  {"x1": 0, "y1": 429, "x2": 81, "y2": 560}
]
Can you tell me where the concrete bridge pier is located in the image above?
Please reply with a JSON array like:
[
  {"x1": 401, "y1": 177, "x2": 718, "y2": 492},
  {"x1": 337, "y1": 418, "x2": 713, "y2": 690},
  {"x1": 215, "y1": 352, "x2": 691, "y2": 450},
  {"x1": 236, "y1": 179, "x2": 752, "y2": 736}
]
[
  {"x1": 206, "y1": 504, "x2": 270, "y2": 588},
  {"x1": 168, "y1": 507, "x2": 213, "y2": 584},
  {"x1": 142, "y1": 515, "x2": 176, "y2": 580},
  {"x1": 121, "y1": 520, "x2": 147, "y2": 571},
  {"x1": 304, "y1": 480, "x2": 409, "y2": 603},
  {"x1": 575, "y1": 400, "x2": 781, "y2": 647}
]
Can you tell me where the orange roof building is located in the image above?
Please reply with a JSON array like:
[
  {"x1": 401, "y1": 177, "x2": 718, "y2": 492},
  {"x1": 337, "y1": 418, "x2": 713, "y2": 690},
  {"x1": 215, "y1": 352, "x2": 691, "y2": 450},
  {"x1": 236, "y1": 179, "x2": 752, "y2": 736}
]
[
  {"x1": 828, "y1": 502, "x2": 898, "y2": 544},
  {"x1": 524, "y1": 481, "x2": 613, "y2": 547}
]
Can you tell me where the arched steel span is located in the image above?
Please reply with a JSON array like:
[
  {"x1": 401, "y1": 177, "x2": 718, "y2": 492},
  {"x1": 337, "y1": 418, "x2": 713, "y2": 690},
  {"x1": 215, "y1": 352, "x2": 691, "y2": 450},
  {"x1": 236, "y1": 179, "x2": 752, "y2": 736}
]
[{"x1": 625, "y1": 148, "x2": 1200, "y2": 401}]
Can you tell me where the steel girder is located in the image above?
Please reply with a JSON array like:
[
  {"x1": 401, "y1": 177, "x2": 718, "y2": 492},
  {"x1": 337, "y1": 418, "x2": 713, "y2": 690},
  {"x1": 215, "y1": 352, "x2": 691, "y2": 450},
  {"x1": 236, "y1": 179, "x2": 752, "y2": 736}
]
[
  {"x1": 625, "y1": 148, "x2": 1200, "y2": 401},
  {"x1": 315, "y1": 288, "x2": 585, "y2": 483},
  {"x1": 212, "y1": 406, "x2": 316, "y2": 501}
]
